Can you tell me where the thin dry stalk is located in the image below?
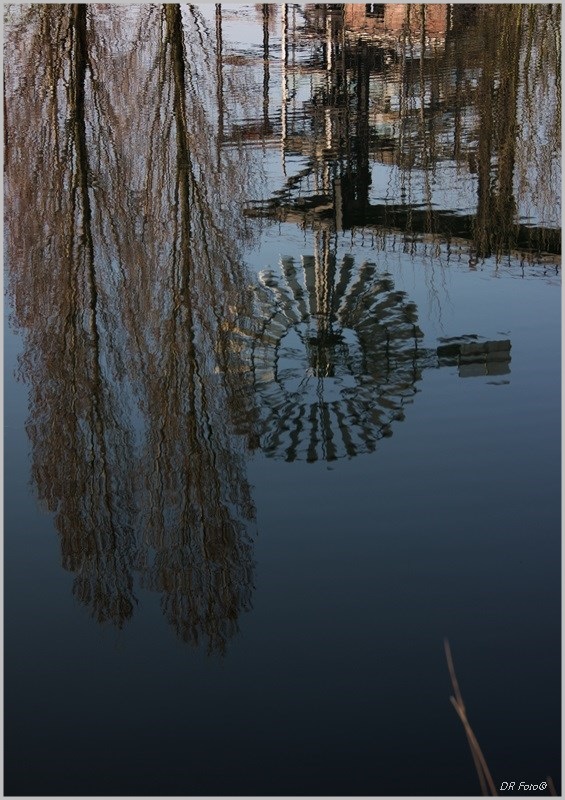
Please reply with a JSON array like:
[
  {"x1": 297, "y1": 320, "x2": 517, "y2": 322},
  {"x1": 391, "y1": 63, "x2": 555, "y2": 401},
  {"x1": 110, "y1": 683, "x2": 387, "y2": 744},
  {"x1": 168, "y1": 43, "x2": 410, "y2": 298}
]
[{"x1": 444, "y1": 639, "x2": 498, "y2": 796}]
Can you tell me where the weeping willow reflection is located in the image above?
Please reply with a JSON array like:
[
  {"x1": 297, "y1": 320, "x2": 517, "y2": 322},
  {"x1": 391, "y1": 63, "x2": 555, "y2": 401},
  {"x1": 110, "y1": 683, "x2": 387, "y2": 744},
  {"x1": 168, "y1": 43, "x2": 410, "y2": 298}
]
[
  {"x1": 6, "y1": 5, "x2": 139, "y2": 627},
  {"x1": 5, "y1": 5, "x2": 258, "y2": 652},
  {"x1": 247, "y1": 4, "x2": 560, "y2": 263},
  {"x1": 137, "y1": 5, "x2": 257, "y2": 652},
  {"x1": 468, "y1": 5, "x2": 560, "y2": 258},
  {"x1": 231, "y1": 231, "x2": 511, "y2": 463}
]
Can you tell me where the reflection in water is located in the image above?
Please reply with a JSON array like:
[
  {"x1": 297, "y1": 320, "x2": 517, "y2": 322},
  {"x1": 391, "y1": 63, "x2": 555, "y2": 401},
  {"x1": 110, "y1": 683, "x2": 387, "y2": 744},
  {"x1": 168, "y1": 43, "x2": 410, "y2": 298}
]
[
  {"x1": 234, "y1": 230, "x2": 425, "y2": 461},
  {"x1": 136, "y1": 5, "x2": 258, "y2": 652},
  {"x1": 233, "y1": 232, "x2": 510, "y2": 462},
  {"x1": 4, "y1": 5, "x2": 258, "y2": 652},
  {"x1": 436, "y1": 335, "x2": 511, "y2": 380},
  {"x1": 245, "y1": 4, "x2": 560, "y2": 262},
  {"x1": 3, "y1": 3, "x2": 555, "y2": 642},
  {"x1": 2, "y1": 6, "x2": 559, "y2": 797}
]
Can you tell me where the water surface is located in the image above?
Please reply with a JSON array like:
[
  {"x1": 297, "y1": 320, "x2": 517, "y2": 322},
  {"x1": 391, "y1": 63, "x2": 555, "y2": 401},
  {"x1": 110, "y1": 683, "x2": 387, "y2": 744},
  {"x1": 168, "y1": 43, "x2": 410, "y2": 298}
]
[{"x1": 4, "y1": 4, "x2": 561, "y2": 796}]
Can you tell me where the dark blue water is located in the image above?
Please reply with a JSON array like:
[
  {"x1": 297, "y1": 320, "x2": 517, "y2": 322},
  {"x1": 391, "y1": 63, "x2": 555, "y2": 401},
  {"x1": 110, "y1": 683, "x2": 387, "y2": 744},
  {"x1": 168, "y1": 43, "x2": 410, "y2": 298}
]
[{"x1": 4, "y1": 4, "x2": 561, "y2": 796}]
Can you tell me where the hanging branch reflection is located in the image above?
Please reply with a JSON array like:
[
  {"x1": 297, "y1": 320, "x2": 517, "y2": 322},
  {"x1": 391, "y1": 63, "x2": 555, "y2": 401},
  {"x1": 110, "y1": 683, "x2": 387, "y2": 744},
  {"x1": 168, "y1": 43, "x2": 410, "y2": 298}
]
[
  {"x1": 136, "y1": 4, "x2": 257, "y2": 653},
  {"x1": 5, "y1": 5, "x2": 138, "y2": 627},
  {"x1": 4, "y1": 4, "x2": 259, "y2": 653}
]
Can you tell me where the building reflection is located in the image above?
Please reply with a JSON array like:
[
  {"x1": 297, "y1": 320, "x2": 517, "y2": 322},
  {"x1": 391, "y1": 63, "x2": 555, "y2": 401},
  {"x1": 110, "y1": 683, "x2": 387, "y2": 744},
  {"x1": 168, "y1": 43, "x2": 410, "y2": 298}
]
[
  {"x1": 241, "y1": 3, "x2": 560, "y2": 262},
  {"x1": 343, "y1": 4, "x2": 449, "y2": 39}
]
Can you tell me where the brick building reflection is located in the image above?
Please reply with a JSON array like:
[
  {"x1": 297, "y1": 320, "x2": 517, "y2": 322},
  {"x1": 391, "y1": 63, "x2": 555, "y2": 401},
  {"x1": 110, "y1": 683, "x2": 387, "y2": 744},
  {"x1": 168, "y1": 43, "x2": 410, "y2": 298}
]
[
  {"x1": 236, "y1": 3, "x2": 560, "y2": 261},
  {"x1": 344, "y1": 4, "x2": 448, "y2": 39}
]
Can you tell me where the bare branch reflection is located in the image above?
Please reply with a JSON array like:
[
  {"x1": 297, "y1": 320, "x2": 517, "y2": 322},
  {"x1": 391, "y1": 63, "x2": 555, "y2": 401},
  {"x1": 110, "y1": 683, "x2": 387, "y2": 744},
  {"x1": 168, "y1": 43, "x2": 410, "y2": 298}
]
[{"x1": 5, "y1": 4, "x2": 258, "y2": 652}]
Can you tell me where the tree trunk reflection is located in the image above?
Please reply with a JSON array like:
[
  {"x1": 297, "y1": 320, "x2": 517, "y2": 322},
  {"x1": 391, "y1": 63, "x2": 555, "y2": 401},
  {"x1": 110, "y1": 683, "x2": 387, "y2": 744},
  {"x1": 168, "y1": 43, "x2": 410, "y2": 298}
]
[{"x1": 5, "y1": 4, "x2": 258, "y2": 653}]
